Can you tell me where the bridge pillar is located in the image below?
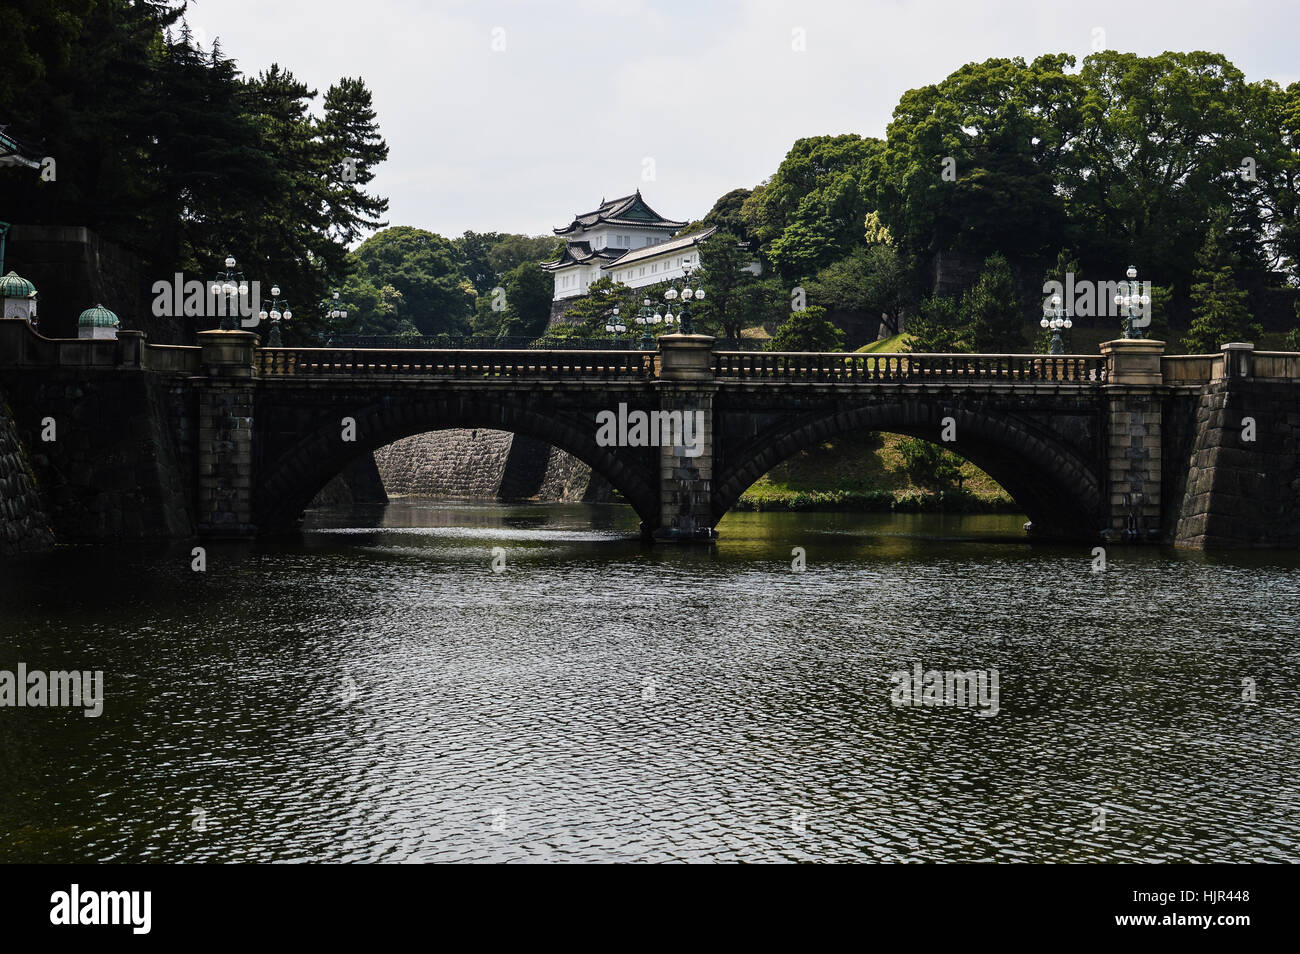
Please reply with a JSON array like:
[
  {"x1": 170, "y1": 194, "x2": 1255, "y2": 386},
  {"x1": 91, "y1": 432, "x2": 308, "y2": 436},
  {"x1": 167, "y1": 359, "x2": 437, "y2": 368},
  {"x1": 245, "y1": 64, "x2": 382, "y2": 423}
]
[
  {"x1": 653, "y1": 334, "x2": 718, "y2": 541},
  {"x1": 196, "y1": 330, "x2": 258, "y2": 538},
  {"x1": 1101, "y1": 338, "x2": 1165, "y2": 541}
]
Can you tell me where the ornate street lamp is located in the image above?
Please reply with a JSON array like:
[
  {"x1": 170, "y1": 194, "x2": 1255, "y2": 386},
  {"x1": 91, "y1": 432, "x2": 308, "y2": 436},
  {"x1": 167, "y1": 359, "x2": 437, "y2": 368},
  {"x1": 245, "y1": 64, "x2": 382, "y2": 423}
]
[
  {"x1": 660, "y1": 265, "x2": 706, "y2": 336},
  {"x1": 1040, "y1": 293, "x2": 1072, "y2": 355},
  {"x1": 604, "y1": 305, "x2": 626, "y2": 343},
  {"x1": 209, "y1": 255, "x2": 248, "y2": 331},
  {"x1": 320, "y1": 289, "x2": 348, "y2": 345},
  {"x1": 1114, "y1": 265, "x2": 1150, "y2": 339},
  {"x1": 259, "y1": 285, "x2": 292, "y2": 346},
  {"x1": 634, "y1": 295, "x2": 658, "y2": 351}
]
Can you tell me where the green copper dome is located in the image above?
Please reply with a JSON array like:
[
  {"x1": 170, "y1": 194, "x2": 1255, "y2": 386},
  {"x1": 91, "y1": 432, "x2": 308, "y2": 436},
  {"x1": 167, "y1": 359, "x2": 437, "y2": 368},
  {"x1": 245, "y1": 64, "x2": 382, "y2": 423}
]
[
  {"x1": 0, "y1": 271, "x2": 36, "y2": 298},
  {"x1": 78, "y1": 303, "x2": 120, "y2": 328}
]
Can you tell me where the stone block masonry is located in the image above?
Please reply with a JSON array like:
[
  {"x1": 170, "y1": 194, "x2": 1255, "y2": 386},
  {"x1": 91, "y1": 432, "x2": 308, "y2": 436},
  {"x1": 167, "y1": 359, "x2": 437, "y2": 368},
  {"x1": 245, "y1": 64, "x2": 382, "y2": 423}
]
[
  {"x1": 371, "y1": 429, "x2": 614, "y2": 504},
  {"x1": 0, "y1": 369, "x2": 194, "y2": 542},
  {"x1": 0, "y1": 388, "x2": 54, "y2": 555},
  {"x1": 196, "y1": 384, "x2": 255, "y2": 535},
  {"x1": 1173, "y1": 379, "x2": 1300, "y2": 548}
]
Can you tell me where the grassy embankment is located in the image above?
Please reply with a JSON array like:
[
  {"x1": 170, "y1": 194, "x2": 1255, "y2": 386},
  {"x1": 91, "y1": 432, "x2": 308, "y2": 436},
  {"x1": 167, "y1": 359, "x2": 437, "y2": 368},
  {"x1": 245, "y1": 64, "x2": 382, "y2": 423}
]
[{"x1": 734, "y1": 331, "x2": 1017, "y2": 513}]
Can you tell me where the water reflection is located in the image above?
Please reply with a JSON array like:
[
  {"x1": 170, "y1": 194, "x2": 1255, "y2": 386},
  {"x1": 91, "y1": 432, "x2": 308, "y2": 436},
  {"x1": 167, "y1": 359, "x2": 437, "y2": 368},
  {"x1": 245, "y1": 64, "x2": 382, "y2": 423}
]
[{"x1": 0, "y1": 500, "x2": 1296, "y2": 863}]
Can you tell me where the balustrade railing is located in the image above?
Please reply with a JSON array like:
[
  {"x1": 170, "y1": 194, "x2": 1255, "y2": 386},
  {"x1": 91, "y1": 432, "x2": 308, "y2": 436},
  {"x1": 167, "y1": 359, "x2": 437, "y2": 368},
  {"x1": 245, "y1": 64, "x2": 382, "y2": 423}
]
[
  {"x1": 331, "y1": 334, "x2": 766, "y2": 351},
  {"x1": 256, "y1": 347, "x2": 653, "y2": 379},
  {"x1": 713, "y1": 351, "x2": 1107, "y2": 383}
]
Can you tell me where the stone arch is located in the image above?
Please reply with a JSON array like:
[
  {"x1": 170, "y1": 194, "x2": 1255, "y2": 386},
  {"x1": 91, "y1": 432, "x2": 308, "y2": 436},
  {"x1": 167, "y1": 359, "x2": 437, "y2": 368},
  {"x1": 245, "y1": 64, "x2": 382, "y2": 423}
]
[
  {"x1": 254, "y1": 393, "x2": 658, "y2": 533},
  {"x1": 713, "y1": 399, "x2": 1103, "y2": 539}
]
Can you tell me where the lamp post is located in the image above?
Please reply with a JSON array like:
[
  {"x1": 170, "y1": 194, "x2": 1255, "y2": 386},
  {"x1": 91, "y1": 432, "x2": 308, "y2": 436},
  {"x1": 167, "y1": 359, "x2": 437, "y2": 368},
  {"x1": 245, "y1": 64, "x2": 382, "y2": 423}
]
[
  {"x1": 259, "y1": 285, "x2": 292, "y2": 347},
  {"x1": 209, "y1": 255, "x2": 248, "y2": 331},
  {"x1": 634, "y1": 295, "x2": 658, "y2": 351},
  {"x1": 603, "y1": 305, "x2": 626, "y2": 344},
  {"x1": 1114, "y1": 265, "x2": 1150, "y2": 340},
  {"x1": 320, "y1": 289, "x2": 348, "y2": 345},
  {"x1": 660, "y1": 265, "x2": 706, "y2": 336},
  {"x1": 1040, "y1": 293, "x2": 1072, "y2": 355}
]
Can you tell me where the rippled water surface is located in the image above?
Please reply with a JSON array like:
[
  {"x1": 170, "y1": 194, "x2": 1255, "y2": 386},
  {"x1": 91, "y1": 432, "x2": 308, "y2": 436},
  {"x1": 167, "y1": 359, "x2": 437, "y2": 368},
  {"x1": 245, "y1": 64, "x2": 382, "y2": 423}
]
[{"x1": 1, "y1": 501, "x2": 1298, "y2": 862}]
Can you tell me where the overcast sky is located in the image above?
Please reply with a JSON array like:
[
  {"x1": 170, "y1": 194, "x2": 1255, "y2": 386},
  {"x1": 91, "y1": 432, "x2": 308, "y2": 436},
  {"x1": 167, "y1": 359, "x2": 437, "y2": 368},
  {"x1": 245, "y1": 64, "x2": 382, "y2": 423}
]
[{"x1": 187, "y1": 0, "x2": 1300, "y2": 243}]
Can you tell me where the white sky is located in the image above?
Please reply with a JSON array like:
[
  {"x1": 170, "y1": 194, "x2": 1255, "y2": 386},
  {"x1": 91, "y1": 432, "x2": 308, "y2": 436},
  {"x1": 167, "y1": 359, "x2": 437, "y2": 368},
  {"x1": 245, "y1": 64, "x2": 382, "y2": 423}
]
[{"x1": 186, "y1": 0, "x2": 1300, "y2": 242}]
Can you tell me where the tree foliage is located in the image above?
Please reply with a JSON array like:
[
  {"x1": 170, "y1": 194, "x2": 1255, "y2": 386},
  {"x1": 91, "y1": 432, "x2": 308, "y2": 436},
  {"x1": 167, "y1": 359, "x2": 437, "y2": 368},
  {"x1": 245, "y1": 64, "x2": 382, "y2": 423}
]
[
  {"x1": 0, "y1": 2, "x2": 390, "y2": 343},
  {"x1": 342, "y1": 227, "x2": 473, "y2": 336},
  {"x1": 1184, "y1": 208, "x2": 1261, "y2": 352},
  {"x1": 767, "y1": 305, "x2": 845, "y2": 352}
]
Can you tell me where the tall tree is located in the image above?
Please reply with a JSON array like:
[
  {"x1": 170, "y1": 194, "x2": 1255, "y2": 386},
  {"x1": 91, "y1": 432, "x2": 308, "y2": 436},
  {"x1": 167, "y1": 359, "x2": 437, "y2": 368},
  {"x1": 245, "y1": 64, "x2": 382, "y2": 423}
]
[
  {"x1": 963, "y1": 253, "x2": 1025, "y2": 352},
  {"x1": 876, "y1": 54, "x2": 1077, "y2": 263},
  {"x1": 808, "y1": 243, "x2": 907, "y2": 336},
  {"x1": 702, "y1": 188, "x2": 754, "y2": 243},
  {"x1": 694, "y1": 230, "x2": 758, "y2": 339},
  {"x1": 905, "y1": 295, "x2": 964, "y2": 352},
  {"x1": 499, "y1": 261, "x2": 553, "y2": 338},
  {"x1": 318, "y1": 76, "x2": 390, "y2": 246},
  {"x1": 456, "y1": 231, "x2": 505, "y2": 294},
  {"x1": 349, "y1": 227, "x2": 474, "y2": 336},
  {"x1": 741, "y1": 134, "x2": 883, "y2": 277},
  {"x1": 1063, "y1": 51, "x2": 1255, "y2": 290},
  {"x1": 1184, "y1": 207, "x2": 1259, "y2": 352}
]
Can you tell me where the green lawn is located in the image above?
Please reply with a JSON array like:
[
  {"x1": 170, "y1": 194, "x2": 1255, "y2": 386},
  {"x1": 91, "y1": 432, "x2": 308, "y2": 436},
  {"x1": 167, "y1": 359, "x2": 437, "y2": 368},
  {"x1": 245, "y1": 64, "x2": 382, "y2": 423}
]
[
  {"x1": 737, "y1": 431, "x2": 1017, "y2": 513},
  {"x1": 856, "y1": 333, "x2": 910, "y2": 354}
]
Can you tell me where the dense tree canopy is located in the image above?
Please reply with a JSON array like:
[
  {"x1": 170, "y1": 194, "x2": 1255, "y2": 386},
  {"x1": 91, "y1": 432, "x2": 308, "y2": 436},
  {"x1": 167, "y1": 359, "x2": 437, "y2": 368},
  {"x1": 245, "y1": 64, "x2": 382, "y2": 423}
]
[
  {"x1": 341, "y1": 227, "x2": 473, "y2": 336},
  {"x1": 0, "y1": 0, "x2": 389, "y2": 343},
  {"x1": 717, "y1": 50, "x2": 1300, "y2": 351}
]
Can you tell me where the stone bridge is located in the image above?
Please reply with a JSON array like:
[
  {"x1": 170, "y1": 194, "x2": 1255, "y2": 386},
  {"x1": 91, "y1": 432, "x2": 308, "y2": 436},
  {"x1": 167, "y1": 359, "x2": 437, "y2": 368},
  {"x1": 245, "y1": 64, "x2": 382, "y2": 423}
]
[{"x1": 3, "y1": 320, "x2": 1300, "y2": 548}]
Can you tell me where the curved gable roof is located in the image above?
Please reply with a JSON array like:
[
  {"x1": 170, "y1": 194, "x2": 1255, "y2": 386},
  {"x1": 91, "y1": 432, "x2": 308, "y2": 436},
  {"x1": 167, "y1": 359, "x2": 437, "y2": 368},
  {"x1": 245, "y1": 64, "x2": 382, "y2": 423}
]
[{"x1": 555, "y1": 190, "x2": 687, "y2": 236}]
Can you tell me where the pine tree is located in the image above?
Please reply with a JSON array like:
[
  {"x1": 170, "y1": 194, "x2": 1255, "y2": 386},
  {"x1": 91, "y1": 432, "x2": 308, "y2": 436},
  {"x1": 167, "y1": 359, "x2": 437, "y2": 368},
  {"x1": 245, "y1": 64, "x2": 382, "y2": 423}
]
[
  {"x1": 1183, "y1": 208, "x2": 1260, "y2": 353},
  {"x1": 318, "y1": 77, "x2": 390, "y2": 245},
  {"x1": 963, "y1": 253, "x2": 1024, "y2": 352},
  {"x1": 767, "y1": 305, "x2": 845, "y2": 352},
  {"x1": 905, "y1": 295, "x2": 963, "y2": 352}
]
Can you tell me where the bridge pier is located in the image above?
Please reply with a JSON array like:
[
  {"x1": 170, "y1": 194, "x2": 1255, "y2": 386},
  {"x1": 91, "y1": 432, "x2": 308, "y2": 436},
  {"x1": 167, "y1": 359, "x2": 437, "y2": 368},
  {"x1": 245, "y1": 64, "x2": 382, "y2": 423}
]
[
  {"x1": 196, "y1": 330, "x2": 258, "y2": 538},
  {"x1": 652, "y1": 335, "x2": 718, "y2": 542},
  {"x1": 1101, "y1": 338, "x2": 1165, "y2": 542}
]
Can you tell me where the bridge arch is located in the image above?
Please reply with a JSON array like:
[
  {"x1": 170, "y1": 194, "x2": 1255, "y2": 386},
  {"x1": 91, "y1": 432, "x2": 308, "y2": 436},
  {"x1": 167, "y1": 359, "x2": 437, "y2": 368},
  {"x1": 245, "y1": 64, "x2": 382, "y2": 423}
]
[
  {"x1": 254, "y1": 393, "x2": 659, "y2": 533},
  {"x1": 712, "y1": 399, "x2": 1104, "y2": 539}
]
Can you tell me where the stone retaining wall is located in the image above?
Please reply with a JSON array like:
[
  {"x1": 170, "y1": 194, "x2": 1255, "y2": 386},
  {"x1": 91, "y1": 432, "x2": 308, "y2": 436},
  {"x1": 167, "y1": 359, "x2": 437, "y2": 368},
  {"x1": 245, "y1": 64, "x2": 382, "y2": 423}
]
[
  {"x1": 0, "y1": 389, "x2": 55, "y2": 555},
  {"x1": 1, "y1": 369, "x2": 194, "y2": 540},
  {"x1": 372, "y1": 428, "x2": 614, "y2": 503},
  {"x1": 1173, "y1": 380, "x2": 1300, "y2": 547}
]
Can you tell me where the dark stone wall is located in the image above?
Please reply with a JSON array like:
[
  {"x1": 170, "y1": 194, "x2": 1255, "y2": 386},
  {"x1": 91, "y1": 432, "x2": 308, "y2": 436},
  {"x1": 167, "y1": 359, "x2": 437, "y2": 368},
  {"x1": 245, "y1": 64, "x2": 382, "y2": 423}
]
[
  {"x1": 310, "y1": 453, "x2": 389, "y2": 507},
  {"x1": 371, "y1": 428, "x2": 614, "y2": 503},
  {"x1": 0, "y1": 387, "x2": 55, "y2": 555},
  {"x1": 547, "y1": 297, "x2": 584, "y2": 329},
  {"x1": 6, "y1": 225, "x2": 186, "y2": 343},
  {"x1": 0, "y1": 367, "x2": 194, "y2": 540},
  {"x1": 1173, "y1": 380, "x2": 1300, "y2": 548},
  {"x1": 1160, "y1": 391, "x2": 1203, "y2": 543}
]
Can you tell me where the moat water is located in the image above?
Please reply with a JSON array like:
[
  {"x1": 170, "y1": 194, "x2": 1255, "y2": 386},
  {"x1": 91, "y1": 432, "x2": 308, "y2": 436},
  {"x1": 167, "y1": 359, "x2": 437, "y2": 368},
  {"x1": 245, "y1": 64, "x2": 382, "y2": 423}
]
[{"x1": 1, "y1": 501, "x2": 1297, "y2": 862}]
